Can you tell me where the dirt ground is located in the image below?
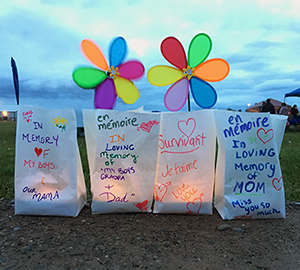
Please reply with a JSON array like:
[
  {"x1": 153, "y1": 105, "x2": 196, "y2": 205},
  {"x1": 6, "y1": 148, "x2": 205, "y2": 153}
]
[{"x1": 0, "y1": 199, "x2": 300, "y2": 270}]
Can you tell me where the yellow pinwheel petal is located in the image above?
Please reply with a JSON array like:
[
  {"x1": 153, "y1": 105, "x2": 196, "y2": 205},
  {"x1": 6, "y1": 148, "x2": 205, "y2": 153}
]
[
  {"x1": 194, "y1": 58, "x2": 230, "y2": 82},
  {"x1": 114, "y1": 77, "x2": 140, "y2": 104},
  {"x1": 81, "y1": 39, "x2": 109, "y2": 71},
  {"x1": 147, "y1": 65, "x2": 183, "y2": 86}
]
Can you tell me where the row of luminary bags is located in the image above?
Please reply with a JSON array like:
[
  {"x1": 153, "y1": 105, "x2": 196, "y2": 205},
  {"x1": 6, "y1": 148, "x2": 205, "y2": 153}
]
[{"x1": 14, "y1": 106, "x2": 287, "y2": 220}]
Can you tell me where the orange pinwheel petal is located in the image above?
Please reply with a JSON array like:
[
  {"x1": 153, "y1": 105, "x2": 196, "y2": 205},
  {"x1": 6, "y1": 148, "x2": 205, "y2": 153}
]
[
  {"x1": 194, "y1": 58, "x2": 230, "y2": 82},
  {"x1": 81, "y1": 39, "x2": 109, "y2": 71}
]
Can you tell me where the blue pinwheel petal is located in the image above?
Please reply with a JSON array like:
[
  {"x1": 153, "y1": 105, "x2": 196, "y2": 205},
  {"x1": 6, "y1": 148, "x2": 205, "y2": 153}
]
[
  {"x1": 189, "y1": 77, "x2": 217, "y2": 109},
  {"x1": 109, "y1": 36, "x2": 127, "y2": 68}
]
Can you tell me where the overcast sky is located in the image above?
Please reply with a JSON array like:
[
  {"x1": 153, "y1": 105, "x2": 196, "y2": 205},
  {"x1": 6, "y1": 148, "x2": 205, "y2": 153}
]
[{"x1": 1, "y1": 0, "x2": 300, "y2": 125}]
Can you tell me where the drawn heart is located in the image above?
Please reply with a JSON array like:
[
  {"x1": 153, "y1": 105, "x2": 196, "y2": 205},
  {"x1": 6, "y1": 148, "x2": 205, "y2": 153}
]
[
  {"x1": 154, "y1": 184, "x2": 167, "y2": 201},
  {"x1": 34, "y1": 147, "x2": 43, "y2": 157},
  {"x1": 135, "y1": 200, "x2": 148, "y2": 211},
  {"x1": 178, "y1": 118, "x2": 196, "y2": 138},
  {"x1": 257, "y1": 128, "x2": 274, "y2": 144},
  {"x1": 186, "y1": 197, "x2": 203, "y2": 214},
  {"x1": 272, "y1": 177, "x2": 283, "y2": 191},
  {"x1": 139, "y1": 121, "x2": 153, "y2": 133}
]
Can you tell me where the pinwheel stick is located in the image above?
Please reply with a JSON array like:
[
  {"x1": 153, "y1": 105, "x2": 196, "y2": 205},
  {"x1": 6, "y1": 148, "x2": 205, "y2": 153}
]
[{"x1": 188, "y1": 91, "x2": 191, "y2": 112}]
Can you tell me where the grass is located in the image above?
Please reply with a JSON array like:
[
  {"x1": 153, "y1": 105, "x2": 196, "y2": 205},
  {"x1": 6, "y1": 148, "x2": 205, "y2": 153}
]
[
  {"x1": 1, "y1": 121, "x2": 300, "y2": 202},
  {"x1": 279, "y1": 130, "x2": 300, "y2": 201},
  {"x1": 0, "y1": 121, "x2": 16, "y2": 198},
  {"x1": 77, "y1": 136, "x2": 92, "y2": 200}
]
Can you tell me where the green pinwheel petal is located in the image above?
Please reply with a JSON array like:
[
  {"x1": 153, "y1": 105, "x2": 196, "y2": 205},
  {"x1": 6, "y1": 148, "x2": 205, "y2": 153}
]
[
  {"x1": 72, "y1": 67, "x2": 107, "y2": 89},
  {"x1": 188, "y1": 33, "x2": 212, "y2": 68}
]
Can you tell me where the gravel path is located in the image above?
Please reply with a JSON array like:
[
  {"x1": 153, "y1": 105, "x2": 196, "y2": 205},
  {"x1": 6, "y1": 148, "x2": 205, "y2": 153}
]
[{"x1": 1, "y1": 199, "x2": 300, "y2": 270}]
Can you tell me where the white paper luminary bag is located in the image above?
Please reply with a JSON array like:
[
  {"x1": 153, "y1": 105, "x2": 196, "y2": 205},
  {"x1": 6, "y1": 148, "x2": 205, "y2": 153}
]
[
  {"x1": 153, "y1": 110, "x2": 216, "y2": 214},
  {"x1": 83, "y1": 109, "x2": 160, "y2": 214},
  {"x1": 214, "y1": 111, "x2": 287, "y2": 220},
  {"x1": 14, "y1": 106, "x2": 87, "y2": 217}
]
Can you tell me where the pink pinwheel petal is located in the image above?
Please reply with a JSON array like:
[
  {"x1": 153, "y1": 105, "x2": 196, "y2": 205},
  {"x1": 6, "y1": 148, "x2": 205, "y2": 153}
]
[
  {"x1": 164, "y1": 77, "x2": 189, "y2": 111},
  {"x1": 161, "y1": 37, "x2": 187, "y2": 70},
  {"x1": 118, "y1": 60, "x2": 145, "y2": 80},
  {"x1": 94, "y1": 78, "x2": 117, "y2": 109}
]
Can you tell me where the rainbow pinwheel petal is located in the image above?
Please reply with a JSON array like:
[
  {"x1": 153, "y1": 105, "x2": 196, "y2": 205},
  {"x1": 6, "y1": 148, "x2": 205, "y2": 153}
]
[
  {"x1": 118, "y1": 60, "x2": 145, "y2": 80},
  {"x1": 161, "y1": 37, "x2": 187, "y2": 69},
  {"x1": 147, "y1": 33, "x2": 229, "y2": 111},
  {"x1": 114, "y1": 76, "x2": 140, "y2": 104},
  {"x1": 164, "y1": 77, "x2": 189, "y2": 111},
  {"x1": 109, "y1": 37, "x2": 127, "y2": 68},
  {"x1": 190, "y1": 77, "x2": 217, "y2": 108},
  {"x1": 147, "y1": 66, "x2": 183, "y2": 86},
  {"x1": 73, "y1": 37, "x2": 144, "y2": 109},
  {"x1": 73, "y1": 67, "x2": 107, "y2": 89},
  {"x1": 188, "y1": 33, "x2": 212, "y2": 68},
  {"x1": 194, "y1": 58, "x2": 230, "y2": 82},
  {"x1": 81, "y1": 39, "x2": 108, "y2": 70},
  {"x1": 94, "y1": 78, "x2": 117, "y2": 109}
]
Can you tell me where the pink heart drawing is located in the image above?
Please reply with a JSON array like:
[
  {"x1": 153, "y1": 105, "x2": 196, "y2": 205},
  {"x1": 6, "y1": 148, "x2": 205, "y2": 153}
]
[
  {"x1": 154, "y1": 184, "x2": 168, "y2": 201},
  {"x1": 34, "y1": 147, "x2": 43, "y2": 157},
  {"x1": 257, "y1": 128, "x2": 274, "y2": 144},
  {"x1": 137, "y1": 120, "x2": 159, "y2": 133},
  {"x1": 178, "y1": 118, "x2": 196, "y2": 138},
  {"x1": 272, "y1": 177, "x2": 283, "y2": 191},
  {"x1": 134, "y1": 200, "x2": 148, "y2": 211},
  {"x1": 139, "y1": 122, "x2": 153, "y2": 133},
  {"x1": 186, "y1": 197, "x2": 203, "y2": 214}
]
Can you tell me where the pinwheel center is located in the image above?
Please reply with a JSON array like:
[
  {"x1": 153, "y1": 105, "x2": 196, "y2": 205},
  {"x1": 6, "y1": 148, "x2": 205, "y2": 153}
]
[
  {"x1": 106, "y1": 66, "x2": 120, "y2": 79},
  {"x1": 182, "y1": 66, "x2": 195, "y2": 80}
]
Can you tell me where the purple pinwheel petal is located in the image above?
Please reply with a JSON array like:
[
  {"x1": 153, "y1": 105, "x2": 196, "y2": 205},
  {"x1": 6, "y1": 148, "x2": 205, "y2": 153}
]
[
  {"x1": 118, "y1": 60, "x2": 145, "y2": 80},
  {"x1": 94, "y1": 78, "x2": 117, "y2": 109},
  {"x1": 109, "y1": 37, "x2": 127, "y2": 68},
  {"x1": 190, "y1": 77, "x2": 217, "y2": 109},
  {"x1": 164, "y1": 77, "x2": 189, "y2": 111}
]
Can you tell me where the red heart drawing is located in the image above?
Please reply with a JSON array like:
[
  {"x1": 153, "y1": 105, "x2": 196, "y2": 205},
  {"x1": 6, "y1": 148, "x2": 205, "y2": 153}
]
[
  {"x1": 154, "y1": 184, "x2": 168, "y2": 201},
  {"x1": 139, "y1": 121, "x2": 153, "y2": 133},
  {"x1": 257, "y1": 128, "x2": 274, "y2": 144},
  {"x1": 178, "y1": 118, "x2": 196, "y2": 138},
  {"x1": 272, "y1": 177, "x2": 283, "y2": 191},
  {"x1": 34, "y1": 147, "x2": 43, "y2": 157},
  {"x1": 186, "y1": 196, "x2": 203, "y2": 214},
  {"x1": 135, "y1": 200, "x2": 148, "y2": 211}
]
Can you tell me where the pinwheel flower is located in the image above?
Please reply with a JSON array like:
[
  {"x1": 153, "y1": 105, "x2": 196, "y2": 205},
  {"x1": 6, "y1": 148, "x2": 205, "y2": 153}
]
[
  {"x1": 147, "y1": 33, "x2": 229, "y2": 111},
  {"x1": 73, "y1": 37, "x2": 145, "y2": 109}
]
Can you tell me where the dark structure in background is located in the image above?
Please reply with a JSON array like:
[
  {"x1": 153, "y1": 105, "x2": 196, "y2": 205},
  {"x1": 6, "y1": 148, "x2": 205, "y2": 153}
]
[
  {"x1": 285, "y1": 88, "x2": 300, "y2": 101},
  {"x1": 246, "y1": 98, "x2": 291, "y2": 113},
  {"x1": 11, "y1": 57, "x2": 20, "y2": 105},
  {"x1": 0, "y1": 111, "x2": 17, "y2": 121}
]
